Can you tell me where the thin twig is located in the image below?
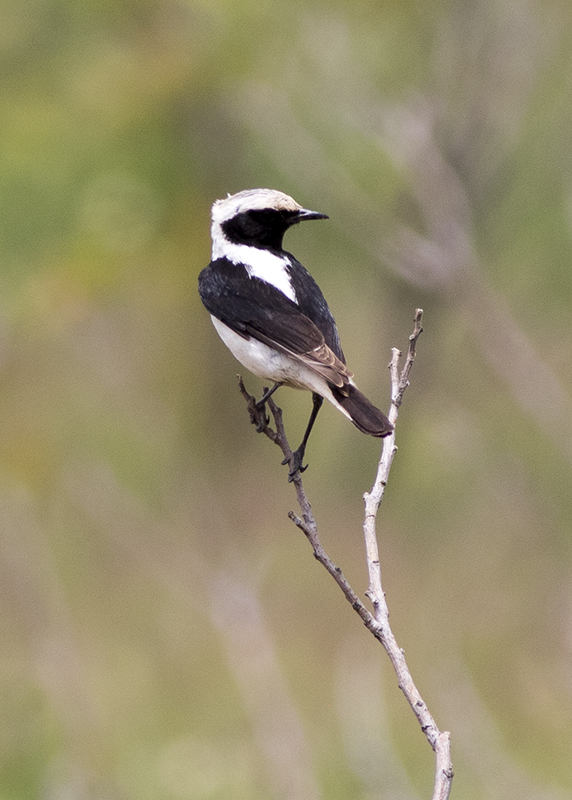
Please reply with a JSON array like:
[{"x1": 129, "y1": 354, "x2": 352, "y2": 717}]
[
  {"x1": 238, "y1": 308, "x2": 453, "y2": 800},
  {"x1": 362, "y1": 310, "x2": 453, "y2": 800}
]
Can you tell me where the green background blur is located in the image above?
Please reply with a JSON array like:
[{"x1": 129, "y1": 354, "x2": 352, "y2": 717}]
[{"x1": 2, "y1": 1, "x2": 572, "y2": 798}]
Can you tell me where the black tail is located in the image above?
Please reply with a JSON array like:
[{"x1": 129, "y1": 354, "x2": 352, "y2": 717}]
[{"x1": 332, "y1": 384, "x2": 393, "y2": 437}]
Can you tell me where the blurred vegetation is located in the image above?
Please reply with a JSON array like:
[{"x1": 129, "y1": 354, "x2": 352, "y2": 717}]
[{"x1": 1, "y1": 0, "x2": 572, "y2": 798}]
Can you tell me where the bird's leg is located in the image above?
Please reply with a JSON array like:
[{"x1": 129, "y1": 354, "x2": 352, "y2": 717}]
[
  {"x1": 255, "y1": 381, "x2": 282, "y2": 410},
  {"x1": 283, "y1": 393, "x2": 323, "y2": 481}
]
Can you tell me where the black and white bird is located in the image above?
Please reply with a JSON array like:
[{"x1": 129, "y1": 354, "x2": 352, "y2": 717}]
[{"x1": 198, "y1": 188, "x2": 392, "y2": 478}]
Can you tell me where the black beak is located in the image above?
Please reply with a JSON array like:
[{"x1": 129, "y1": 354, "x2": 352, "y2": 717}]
[{"x1": 296, "y1": 208, "x2": 329, "y2": 222}]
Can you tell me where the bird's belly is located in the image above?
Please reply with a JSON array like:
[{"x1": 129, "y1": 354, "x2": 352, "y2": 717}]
[{"x1": 210, "y1": 316, "x2": 327, "y2": 392}]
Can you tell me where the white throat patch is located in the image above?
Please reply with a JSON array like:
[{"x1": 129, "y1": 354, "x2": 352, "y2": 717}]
[{"x1": 212, "y1": 238, "x2": 297, "y2": 303}]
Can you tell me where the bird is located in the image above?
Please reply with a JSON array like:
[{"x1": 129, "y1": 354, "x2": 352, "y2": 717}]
[{"x1": 198, "y1": 188, "x2": 393, "y2": 479}]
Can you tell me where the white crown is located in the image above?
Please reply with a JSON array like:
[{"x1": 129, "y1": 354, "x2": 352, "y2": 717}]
[{"x1": 211, "y1": 188, "x2": 301, "y2": 225}]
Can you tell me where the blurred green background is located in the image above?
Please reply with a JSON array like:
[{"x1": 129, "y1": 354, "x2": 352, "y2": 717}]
[{"x1": 2, "y1": 0, "x2": 572, "y2": 798}]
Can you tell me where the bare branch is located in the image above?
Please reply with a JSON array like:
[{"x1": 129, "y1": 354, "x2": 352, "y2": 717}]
[
  {"x1": 363, "y1": 310, "x2": 453, "y2": 800},
  {"x1": 239, "y1": 309, "x2": 452, "y2": 800}
]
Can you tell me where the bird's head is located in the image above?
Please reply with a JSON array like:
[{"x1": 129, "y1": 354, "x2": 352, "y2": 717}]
[{"x1": 211, "y1": 188, "x2": 328, "y2": 252}]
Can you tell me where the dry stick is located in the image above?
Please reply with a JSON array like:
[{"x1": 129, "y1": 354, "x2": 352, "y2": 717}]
[
  {"x1": 238, "y1": 308, "x2": 453, "y2": 800},
  {"x1": 363, "y1": 310, "x2": 452, "y2": 800}
]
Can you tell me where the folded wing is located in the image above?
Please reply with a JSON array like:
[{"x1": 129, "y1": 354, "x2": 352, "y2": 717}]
[{"x1": 199, "y1": 259, "x2": 353, "y2": 389}]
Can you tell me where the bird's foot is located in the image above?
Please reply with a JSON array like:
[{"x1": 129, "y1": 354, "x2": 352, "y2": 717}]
[
  {"x1": 282, "y1": 447, "x2": 308, "y2": 482},
  {"x1": 249, "y1": 384, "x2": 281, "y2": 432},
  {"x1": 237, "y1": 377, "x2": 273, "y2": 432},
  {"x1": 250, "y1": 400, "x2": 269, "y2": 433},
  {"x1": 241, "y1": 388, "x2": 269, "y2": 432}
]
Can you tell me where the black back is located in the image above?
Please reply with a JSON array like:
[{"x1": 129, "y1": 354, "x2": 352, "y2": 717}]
[{"x1": 284, "y1": 254, "x2": 345, "y2": 362}]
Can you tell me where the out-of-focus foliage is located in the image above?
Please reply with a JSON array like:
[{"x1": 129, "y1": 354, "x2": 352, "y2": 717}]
[{"x1": 1, "y1": 1, "x2": 572, "y2": 798}]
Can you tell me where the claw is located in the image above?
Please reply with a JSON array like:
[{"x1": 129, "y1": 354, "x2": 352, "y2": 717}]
[
  {"x1": 255, "y1": 413, "x2": 269, "y2": 432},
  {"x1": 247, "y1": 383, "x2": 281, "y2": 431},
  {"x1": 282, "y1": 448, "x2": 308, "y2": 481},
  {"x1": 251, "y1": 403, "x2": 269, "y2": 432}
]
